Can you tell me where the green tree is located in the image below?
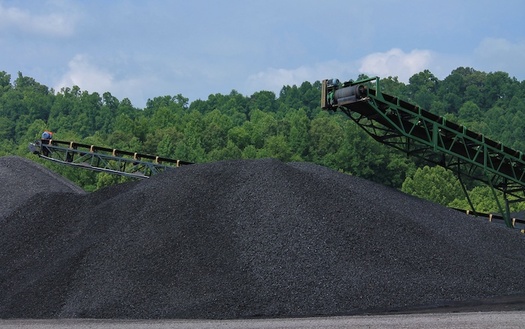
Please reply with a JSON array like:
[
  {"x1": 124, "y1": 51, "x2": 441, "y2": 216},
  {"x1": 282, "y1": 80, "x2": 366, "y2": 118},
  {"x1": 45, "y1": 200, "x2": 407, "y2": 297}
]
[
  {"x1": 241, "y1": 144, "x2": 258, "y2": 159},
  {"x1": 401, "y1": 165, "x2": 463, "y2": 206},
  {"x1": 201, "y1": 109, "x2": 233, "y2": 152},
  {"x1": 0, "y1": 117, "x2": 14, "y2": 141},
  {"x1": 208, "y1": 140, "x2": 242, "y2": 161},
  {"x1": 227, "y1": 126, "x2": 251, "y2": 150},
  {"x1": 407, "y1": 69, "x2": 439, "y2": 109},
  {"x1": 308, "y1": 114, "x2": 344, "y2": 165},
  {"x1": 245, "y1": 109, "x2": 278, "y2": 149},
  {"x1": 286, "y1": 109, "x2": 310, "y2": 158},
  {"x1": 447, "y1": 185, "x2": 524, "y2": 213},
  {"x1": 249, "y1": 90, "x2": 277, "y2": 113},
  {"x1": 156, "y1": 128, "x2": 182, "y2": 158},
  {"x1": 96, "y1": 172, "x2": 131, "y2": 190},
  {"x1": 1, "y1": 68, "x2": 524, "y2": 196},
  {"x1": 0, "y1": 71, "x2": 11, "y2": 95},
  {"x1": 379, "y1": 76, "x2": 408, "y2": 99},
  {"x1": 263, "y1": 135, "x2": 292, "y2": 161}
]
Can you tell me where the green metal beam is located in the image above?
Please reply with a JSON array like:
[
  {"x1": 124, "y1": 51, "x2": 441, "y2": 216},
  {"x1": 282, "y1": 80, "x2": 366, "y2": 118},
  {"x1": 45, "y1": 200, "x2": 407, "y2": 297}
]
[{"x1": 322, "y1": 77, "x2": 525, "y2": 228}]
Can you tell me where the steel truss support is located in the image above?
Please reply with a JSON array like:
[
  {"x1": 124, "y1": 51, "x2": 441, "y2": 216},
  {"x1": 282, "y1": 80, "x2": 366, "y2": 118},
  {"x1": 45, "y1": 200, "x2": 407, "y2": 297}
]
[
  {"x1": 322, "y1": 77, "x2": 525, "y2": 228},
  {"x1": 29, "y1": 139, "x2": 193, "y2": 179},
  {"x1": 456, "y1": 165, "x2": 476, "y2": 218}
]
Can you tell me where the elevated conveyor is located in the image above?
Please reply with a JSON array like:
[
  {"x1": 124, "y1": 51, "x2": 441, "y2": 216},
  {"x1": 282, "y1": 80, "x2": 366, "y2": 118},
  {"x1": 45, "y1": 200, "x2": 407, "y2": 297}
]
[
  {"x1": 321, "y1": 77, "x2": 525, "y2": 228},
  {"x1": 29, "y1": 139, "x2": 192, "y2": 179}
]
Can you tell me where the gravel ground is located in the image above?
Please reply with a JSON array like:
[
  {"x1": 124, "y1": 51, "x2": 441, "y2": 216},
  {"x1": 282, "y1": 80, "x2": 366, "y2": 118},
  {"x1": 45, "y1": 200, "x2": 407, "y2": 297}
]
[
  {"x1": 2, "y1": 312, "x2": 525, "y2": 329},
  {"x1": 1, "y1": 156, "x2": 525, "y2": 319}
]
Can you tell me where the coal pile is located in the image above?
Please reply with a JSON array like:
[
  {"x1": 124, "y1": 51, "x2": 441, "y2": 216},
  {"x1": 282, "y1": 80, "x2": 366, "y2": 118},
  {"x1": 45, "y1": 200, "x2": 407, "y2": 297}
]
[
  {"x1": 0, "y1": 156, "x2": 85, "y2": 220},
  {"x1": 1, "y1": 156, "x2": 525, "y2": 319}
]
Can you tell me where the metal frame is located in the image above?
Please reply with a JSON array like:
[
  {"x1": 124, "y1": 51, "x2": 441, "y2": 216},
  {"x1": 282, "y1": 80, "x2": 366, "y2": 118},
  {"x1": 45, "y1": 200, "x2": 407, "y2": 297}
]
[
  {"x1": 322, "y1": 77, "x2": 525, "y2": 227},
  {"x1": 29, "y1": 139, "x2": 192, "y2": 179}
]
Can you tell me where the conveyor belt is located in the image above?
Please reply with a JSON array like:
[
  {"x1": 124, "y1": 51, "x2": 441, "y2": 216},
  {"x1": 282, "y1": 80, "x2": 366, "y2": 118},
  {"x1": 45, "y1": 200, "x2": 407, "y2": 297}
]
[
  {"x1": 29, "y1": 139, "x2": 192, "y2": 178},
  {"x1": 322, "y1": 77, "x2": 525, "y2": 227}
]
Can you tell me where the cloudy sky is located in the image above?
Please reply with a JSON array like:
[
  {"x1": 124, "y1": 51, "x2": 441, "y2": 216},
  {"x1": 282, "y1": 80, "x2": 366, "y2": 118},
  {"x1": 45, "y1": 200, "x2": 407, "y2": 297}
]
[{"x1": 1, "y1": 0, "x2": 524, "y2": 108}]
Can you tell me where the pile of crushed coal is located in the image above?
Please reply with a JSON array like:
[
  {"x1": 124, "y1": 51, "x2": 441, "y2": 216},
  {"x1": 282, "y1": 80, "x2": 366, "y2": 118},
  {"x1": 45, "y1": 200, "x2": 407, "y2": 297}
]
[
  {"x1": 0, "y1": 156, "x2": 85, "y2": 219},
  {"x1": 1, "y1": 155, "x2": 525, "y2": 319}
]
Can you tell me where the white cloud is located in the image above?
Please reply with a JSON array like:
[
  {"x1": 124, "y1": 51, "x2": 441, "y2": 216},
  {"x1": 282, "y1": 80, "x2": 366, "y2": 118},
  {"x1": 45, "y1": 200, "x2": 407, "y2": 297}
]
[
  {"x1": 246, "y1": 67, "x2": 313, "y2": 94},
  {"x1": 0, "y1": 2, "x2": 75, "y2": 37},
  {"x1": 244, "y1": 48, "x2": 436, "y2": 96},
  {"x1": 474, "y1": 38, "x2": 525, "y2": 78},
  {"x1": 56, "y1": 55, "x2": 114, "y2": 93},
  {"x1": 358, "y1": 48, "x2": 433, "y2": 82},
  {"x1": 245, "y1": 60, "x2": 358, "y2": 95},
  {"x1": 55, "y1": 54, "x2": 156, "y2": 107}
]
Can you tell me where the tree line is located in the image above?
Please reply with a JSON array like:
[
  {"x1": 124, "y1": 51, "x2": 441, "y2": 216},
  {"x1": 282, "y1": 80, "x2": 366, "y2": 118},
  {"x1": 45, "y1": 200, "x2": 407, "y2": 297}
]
[{"x1": 1, "y1": 68, "x2": 525, "y2": 214}]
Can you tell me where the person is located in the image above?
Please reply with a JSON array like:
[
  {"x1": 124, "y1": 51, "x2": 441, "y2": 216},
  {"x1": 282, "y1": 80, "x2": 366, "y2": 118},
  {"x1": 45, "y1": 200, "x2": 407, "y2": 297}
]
[
  {"x1": 42, "y1": 131, "x2": 53, "y2": 140},
  {"x1": 41, "y1": 130, "x2": 54, "y2": 157}
]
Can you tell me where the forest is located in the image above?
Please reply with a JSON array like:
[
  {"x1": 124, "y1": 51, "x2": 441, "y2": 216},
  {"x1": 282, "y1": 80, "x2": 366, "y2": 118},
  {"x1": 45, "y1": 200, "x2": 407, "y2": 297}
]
[{"x1": 1, "y1": 67, "x2": 525, "y2": 214}]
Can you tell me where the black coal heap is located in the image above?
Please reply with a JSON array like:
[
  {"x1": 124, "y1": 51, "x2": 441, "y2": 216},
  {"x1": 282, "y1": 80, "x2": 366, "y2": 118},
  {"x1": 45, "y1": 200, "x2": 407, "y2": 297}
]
[{"x1": 1, "y1": 156, "x2": 525, "y2": 319}]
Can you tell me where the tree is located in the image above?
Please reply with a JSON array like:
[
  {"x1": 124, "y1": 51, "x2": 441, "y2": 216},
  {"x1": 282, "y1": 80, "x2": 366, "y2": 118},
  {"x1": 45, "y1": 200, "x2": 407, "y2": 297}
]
[
  {"x1": 0, "y1": 68, "x2": 523, "y2": 198},
  {"x1": 201, "y1": 109, "x2": 233, "y2": 153},
  {"x1": 331, "y1": 121, "x2": 404, "y2": 185},
  {"x1": 438, "y1": 67, "x2": 481, "y2": 113},
  {"x1": 0, "y1": 71, "x2": 11, "y2": 93},
  {"x1": 401, "y1": 165, "x2": 463, "y2": 206},
  {"x1": 241, "y1": 145, "x2": 258, "y2": 159},
  {"x1": 0, "y1": 117, "x2": 14, "y2": 141},
  {"x1": 447, "y1": 185, "x2": 524, "y2": 213},
  {"x1": 308, "y1": 114, "x2": 344, "y2": 165},
  {"x1": 156, "y1": 131, "x2": 178, "y2": 158},
  {"x1": 96, "y1": 172, "x2": 131, "y2": 190},
  {"x1": 286, "y1": 109, "x2": 310, "y2": 158},
  {"x1": 245, "y1": 109, "x2": 278, "y2": 149},
  {"x1": 279, "y1": 85, "x2": 301, "y2": 109},
  {"x1": 145, "y1": 94, "x2": 188, "y2": 115},
  {"x1": 249, "y1": 90, "x2": 277, "y2": 113},
  {"x1": 263, "y1": 135, "x2": 292, "y2": 161},
  {"x1": 208, "y1": 140, "x2": 242, "y2": 161},
  {"x1": 407, "y1": 70, "x2": 439, "y2": 110},
  {"x1": 457, "y1": 101, "x2": 488, "y2": 134},
  {"x1": 227, "y1": 126, "x2": 251, "y2": 150},
  {"x1": 481, "y1": 71, "x2": 515, "y2": 109},
  {"x1": 379, "y1": 76, "x2": 407, "y2": 99}
]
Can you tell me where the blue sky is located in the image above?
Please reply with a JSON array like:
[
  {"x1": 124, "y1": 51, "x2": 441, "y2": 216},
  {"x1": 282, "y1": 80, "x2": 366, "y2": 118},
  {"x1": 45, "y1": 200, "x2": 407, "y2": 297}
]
[{"x1": 1, "y1": 0, "x2": 524, "y2": 108}]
